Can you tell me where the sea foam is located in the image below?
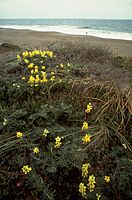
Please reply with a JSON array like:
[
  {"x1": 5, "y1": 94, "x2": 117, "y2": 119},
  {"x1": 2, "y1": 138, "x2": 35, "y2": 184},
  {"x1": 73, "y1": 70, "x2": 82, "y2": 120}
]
[{"x1": 0, "y1": 24, "x2": 132, "y2": 41}]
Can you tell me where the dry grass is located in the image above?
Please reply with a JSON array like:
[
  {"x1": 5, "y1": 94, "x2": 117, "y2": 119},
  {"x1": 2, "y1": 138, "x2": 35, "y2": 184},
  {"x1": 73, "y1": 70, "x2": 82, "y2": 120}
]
[
  {"x1": 64, "y1": 77, "x2": 132, "y2": 152},
  {"x1": 50, "y1": 41, "x2": 113, "y2": 64}
]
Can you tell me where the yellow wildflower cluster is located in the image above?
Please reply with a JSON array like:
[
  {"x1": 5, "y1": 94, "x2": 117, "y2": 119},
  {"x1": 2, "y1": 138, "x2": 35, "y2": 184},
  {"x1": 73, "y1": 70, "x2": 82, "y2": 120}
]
[
  {"x1": 104, "y1": 176, "x2": 110, "y2": 183},
  {"x1": 79, "y1": 183, "x2": 87, "y2": 198},
  {"x1": 79, "y1": 163, "x2": 97, "y2": 196},
  {"x1": 28, "y1": 63, "x2": 34, "y2": 69},
  {"x1": 22, "y1": 51, "x2": 29, "y2": 57},
  {"x1": 82, "y1": 122, "x2": 89, "y2": 131},
  {"x1": 82, "y1": 163, "x2": 90, "y2": 178},
  {"x1": 87, "y1": 175, "x2": 96, "y2": 192},
  {"x1": 79, "y1": 161, "x2": 110, "y2": 198},
  {"x1": 17, "y1": 54, "x2": 21, "y2": 60},
  {"x1": 85, "y1": 103, "x2": 92, "y2": 113},
  {"x1": 81, "y1": 102, "x2": 92, "y2": 144},
  {"x1": 43, "y1": 129, "x2": 49, "y2": 137},
  {"x1": 20, "y1": 50, "x2": 53, "y2": 59},
  {"x1": 82, "y1": 133, "x2": 91, "y2": 144},
  {"x1": 54, "y1": 136, "x2": 62, "y2": 148},
  {"x1": 96, "y1": 193, "x2": 101, "y2": 200},
  {"x1": 22, "y1": 165, "x2": 32, "y2": 174},
  {"x1": 27, "y1": 69, "x2": 48, "y2": 86},
  {"x1": 18, "y1": 49, "x2": 69, "y2": 88},
  {"x1": 33, "y1": 147, "x2": 39, "y2": 154},
  {"x1": 16, "y1": 131, "x2": 23, "y2": 138}
]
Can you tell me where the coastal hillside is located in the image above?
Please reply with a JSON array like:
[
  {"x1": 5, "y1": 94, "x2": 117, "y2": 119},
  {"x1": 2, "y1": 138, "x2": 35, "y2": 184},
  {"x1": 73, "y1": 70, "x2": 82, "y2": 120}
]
[{"x1": 0, "y1": 41, "x2": 131, "y2": 200}]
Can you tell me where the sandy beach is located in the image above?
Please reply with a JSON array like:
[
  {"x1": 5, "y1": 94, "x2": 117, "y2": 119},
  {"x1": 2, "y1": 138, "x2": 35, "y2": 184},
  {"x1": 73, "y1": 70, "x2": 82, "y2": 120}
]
[{"x1": 0, "y1": 28, "x2": 132, "y2": 57}]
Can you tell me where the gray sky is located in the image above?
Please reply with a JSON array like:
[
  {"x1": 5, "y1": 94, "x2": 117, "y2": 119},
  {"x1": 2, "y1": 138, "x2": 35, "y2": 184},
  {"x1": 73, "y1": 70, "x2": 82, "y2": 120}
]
[{"x1": 0, "y1": 0, "x2": 132, "y2": 19}]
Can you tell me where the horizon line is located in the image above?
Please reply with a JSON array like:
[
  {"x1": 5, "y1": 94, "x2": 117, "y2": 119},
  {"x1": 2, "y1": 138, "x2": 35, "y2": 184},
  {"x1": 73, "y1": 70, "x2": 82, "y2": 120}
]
[{"x1": 0, "y1": 18, "x2": 132, "y2": 20}]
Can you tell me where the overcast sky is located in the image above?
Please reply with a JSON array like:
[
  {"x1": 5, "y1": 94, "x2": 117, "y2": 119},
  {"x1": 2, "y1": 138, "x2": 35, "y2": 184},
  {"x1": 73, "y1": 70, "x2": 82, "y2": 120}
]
[{"x1": 0, "y1": 0, "x2": 132, "y2": 19}]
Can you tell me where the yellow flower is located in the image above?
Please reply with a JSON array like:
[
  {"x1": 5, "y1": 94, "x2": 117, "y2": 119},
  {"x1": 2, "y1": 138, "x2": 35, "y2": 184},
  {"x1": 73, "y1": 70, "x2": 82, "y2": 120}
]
[
  {"x1": 42, "y1": 66, "x2": 46, "y2": 69},
  {"x1": 82, "y1": 122, "x2": 89, "y2": 130},
  {"x1": 28, "y1": 63, "x2": 34, "y2": 68},
  {"x1": 50, "y1": 76, "x2": 55, "y2": 81},
  {"x1": 29, "y1": 51, "x2": 34, "y2": 57},
  {"x1": 17, "y1": 54, "x2": 21, "y2": 60},
  {"x1": 35, "y1": 75, "x2": 40, "y2": 83},
  {"x1": 41, "y1": 53, "x2": 44, "y2": 57},
  {"x1": 31, "y1": 69, "x2": 34, "y2": 74},
  {"x1": 21, "y1": 76, "x2": 26, "y2": 80},
  {"x1": 54, "y1": 136, "x2": 62, "y2": 148},
  {"x1": 104, "y1": 176, "x2": 110, "y2": 183},
  {"x1": 67, "y1": 63, "x2": 70, "y2": 67},
  {"x1": 85, "y1": 103, "x2": 92, "y2": 113},
  {"x1": 82, "y1": 163, "x2": 90, "y2": 178},
  {"x1": 43, "y1": 129, "x2": 49, "y2": 137},
  {"x1": 49, "y1": 51, "x2": 53, "y2": 58},
  {"x1": 96, "y1": 193, "x2": 101, "y2": 200},
  {"x1": 22, "y1": 51, "x2": 29, "y2": 57},
  {"x1": 35, "y1": 68, "x2": 38, "y2": 73},
  {"x1": 82, "y1": 134, "x2": 91, "y2": 144},
  {"x1": 28, "y1": 76, "x2": 35, "y2": 84},
  {"x1": 44, "y1": 50, "x2": 53, "y2": 58},
  {"x1": 51, "y1": 71, "x2": 55, "y2": 75},
  {"x1": 79, "y1": 183, "x2": 87, "y2": 198},
  {"x1": 87, "y1": 175, "x2": 96, "y2": 192},
  {"x1": 35, "y1": 74, "x2": 39, "y2": 78},
  {"x1": 33, "y1": 147, "x2": 39, "y2": 154},
  {"x1": 55, "y1": 136, "x2": 61, "y2": 142},
  {"x1": 24, "y1": 59, "x2": 29, "y2": 64},
  {"x1": 16, "y1": 131, "x2": 23, "y2": 138},
  {"x1": 35, "y1": 50, "x2": 40, "y2": 55},
  {"x1": 60, "y1": 63, "x2": 64, "y2": 68},
  {"x1": 22, "y1": 165, "x2": 32, "y2": 174},
  {"x1": 41, "y1": 78, "x2": 48, "y2": 83},
  {"x1": 41, "y1": 71, "x2": 46, "y2": 77}
]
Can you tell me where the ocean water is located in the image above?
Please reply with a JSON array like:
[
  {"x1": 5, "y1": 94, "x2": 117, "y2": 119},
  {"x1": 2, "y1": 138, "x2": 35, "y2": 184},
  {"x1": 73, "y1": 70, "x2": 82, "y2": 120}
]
[{"x1": 0, "y1": 19, "x2": 132, "y2": 40}]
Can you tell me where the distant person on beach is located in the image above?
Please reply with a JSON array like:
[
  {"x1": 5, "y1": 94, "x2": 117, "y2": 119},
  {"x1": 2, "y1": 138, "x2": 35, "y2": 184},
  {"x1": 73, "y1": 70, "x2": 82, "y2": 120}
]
[{"x1": 86, "y1": 32, "x2": 88, "y2": 35}]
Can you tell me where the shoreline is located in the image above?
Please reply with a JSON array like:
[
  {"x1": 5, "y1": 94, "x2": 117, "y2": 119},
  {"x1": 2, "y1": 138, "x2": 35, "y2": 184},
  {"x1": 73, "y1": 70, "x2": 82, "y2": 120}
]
[
  {"x1": 1, "y1": 25, "x2": 132, "y2": 41},
  {"x1": 0, "y1": 27, "x2": 132, "y2": 57}
]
